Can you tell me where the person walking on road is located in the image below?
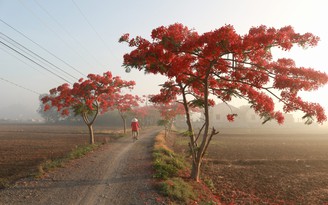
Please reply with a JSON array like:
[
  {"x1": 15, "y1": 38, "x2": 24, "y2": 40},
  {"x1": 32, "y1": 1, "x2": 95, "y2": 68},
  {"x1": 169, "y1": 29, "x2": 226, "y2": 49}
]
[{"x1": 131, "y1": 117, "x2": 140, "y2": 140}]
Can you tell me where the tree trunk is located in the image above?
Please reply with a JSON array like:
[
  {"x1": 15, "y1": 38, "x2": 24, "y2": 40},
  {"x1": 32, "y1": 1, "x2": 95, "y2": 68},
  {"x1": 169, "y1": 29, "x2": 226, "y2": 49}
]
[
  {"x1": 191, "y1": 156, "x2": 202, "y2": 182},
  {"x1": 190, "y1": 128, "x2": 217, "y2": 182},
  {"x1": 189, "y1": 70, "x2": 212, "y2": 182},
  {"x1": 164, "y1": 127, "x2": 167, "y2": 139},
  {"x1": 81, "y1": 108, "x2": 98, "y2": 145},
  {"x1": 87, "y1": 124, "x2": 95, "y2": 144},
  {"x1": 120, "y1": 112, "x2": 126, "y2": 134},
  {"x1": 179, "y1": 84, "x2": 199, "y2": 180},
  {"x1": 123, "y1": 118, "x2": 126, "y2": 134}
]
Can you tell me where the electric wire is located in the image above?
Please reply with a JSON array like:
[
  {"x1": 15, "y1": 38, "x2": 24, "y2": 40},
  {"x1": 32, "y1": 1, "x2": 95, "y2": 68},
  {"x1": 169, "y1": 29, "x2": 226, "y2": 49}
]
[
  {"x1": 33, "y1": 0, "x2": 105, "y2": 68},
  {"x1": 0, "y1": 18, "x2": 86, "y2": 77},
  {"x1": 0, "y1": 46, "x2": 62, "y2": 84},
  {"x1": 0, "y1": 35, "x2": 41, "y2": 65},
  {"x1": 18, "y1": 0, "x2": 95, "y2": 70},
  {"x1": 0, "y1": 35, "x2": 65, "y2": 80},
  {"x1": 0, "y1": 35, "x2": 77, "y2": 83},
  {"x1": 0, "y1": 40, "x2": 73, "y2": 84},
  {"x1": 0, "y1": 32, "x2": 79, "y2": 82},
  {"x1": 71, "y1": 0, "x2": 118, "y2": 60},
  {"x1": 0, "y1": 76, "x2": 41, "y2": 95}
]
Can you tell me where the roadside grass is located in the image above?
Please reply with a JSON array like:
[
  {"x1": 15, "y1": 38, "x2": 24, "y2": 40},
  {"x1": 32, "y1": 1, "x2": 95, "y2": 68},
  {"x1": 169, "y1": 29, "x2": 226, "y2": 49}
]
[
  {"x1": 37, "y1": 129, "x2": 129, "y2": 176},
  {"x1": 153, "y1": 131, "x2": 195, "y2": 204},
  {"x1": 0, "y1": 143, "x2": 102, "y2": 189},
  {"x1": 37, "y1": 143, "x2": 101, "y2": 176},
  {"x1": 158, "y1": 177, "x2": 195, "y2": 203},
  {"x1": 152, "y1": 131, "x2": 220, "y2": 204},
  {"x1": 0, "y1": 179, "x2": 9, "y2": 189},
  {"x1": 38, "y1": 130, "x2": 127, "y2": 176},
  {"x1": 153, "y1": 134, "x2": 187, "y2": 180}
]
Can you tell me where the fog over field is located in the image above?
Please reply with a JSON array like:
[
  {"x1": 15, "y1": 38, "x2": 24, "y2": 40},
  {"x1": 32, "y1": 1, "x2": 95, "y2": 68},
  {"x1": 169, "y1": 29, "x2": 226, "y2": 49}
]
[{"x1": 0, "y1": 104, "x2": 40, "y2": 120}]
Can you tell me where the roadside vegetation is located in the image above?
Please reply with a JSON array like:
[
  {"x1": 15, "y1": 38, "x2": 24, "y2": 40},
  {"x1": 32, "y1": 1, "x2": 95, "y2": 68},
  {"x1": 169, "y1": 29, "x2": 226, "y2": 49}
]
[
  {"x1": 37, "y1": 143, "x2": 100, "y2": 176},
  {"x1": 36, "y1": 130, "x2": 126, "y2": 177},
  {"x1": 0, "y1": 143, "x2": 102, "y2": 190},
  {"x1": 1, "y1": 143, "x2": 97, "y2": 189},
  {"x1": 152, "y1": 131, "x2": 220, "y2": 204}
]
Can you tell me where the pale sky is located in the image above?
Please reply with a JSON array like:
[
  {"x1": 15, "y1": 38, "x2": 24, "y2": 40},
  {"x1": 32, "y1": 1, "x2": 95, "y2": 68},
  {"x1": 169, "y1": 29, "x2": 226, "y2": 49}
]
[{"x1": 0, "y1": 0, "x2": 327, "y2": 121}]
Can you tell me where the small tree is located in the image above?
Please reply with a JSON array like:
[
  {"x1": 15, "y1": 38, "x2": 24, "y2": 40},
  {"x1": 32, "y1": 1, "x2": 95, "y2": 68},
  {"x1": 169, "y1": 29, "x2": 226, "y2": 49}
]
[
  {"x1": 41, "y1": 71, "x2": 135, "y2": 144},
  {"x1": 120, "y1": 23, "x2": 328, "y2": 181},
  {"x1": 131, "y1": 105, "x2": 160, "y2": 126},
  {"x1": 155, "y1": 102, "x2": 185, "y2": 138},
  {"x1": 38, "y1": 94, "x2": 67, "y2": 123},
  {"x1": 112, "y1": 93, "x2": 141, "y2": 133},
  {"x1": 38, "y1": 94, "x2": 83, "y2": 124}
]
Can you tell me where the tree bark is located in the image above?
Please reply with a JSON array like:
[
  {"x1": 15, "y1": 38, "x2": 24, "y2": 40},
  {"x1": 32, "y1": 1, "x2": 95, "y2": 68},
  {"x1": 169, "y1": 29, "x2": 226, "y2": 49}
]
[
  {"x1": 191, "y1": 156, "x2": 202, "y2": 182},
  {"x1": 179, "y1": 84, "x2": 200, "y2": 181},
  {"x1": 81, "y1": 104, "x2": 98, "y2": 145},
  {"x1": 119, "y1": 112, "x2": 126, "y2": 134},
  {"x1": 123, "y1": 118, "x2": 126, "y2": 134},
  {"x1": 190, "y1": 69, "x2": 211, "y2": 182},
  {"x1": 87, "y1": 124, "x2": 95, "y2": 144}
]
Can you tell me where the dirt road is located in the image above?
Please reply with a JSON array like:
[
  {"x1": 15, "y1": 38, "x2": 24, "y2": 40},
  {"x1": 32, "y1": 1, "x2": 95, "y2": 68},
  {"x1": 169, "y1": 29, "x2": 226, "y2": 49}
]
[{"x1": 0, "y1": 128, "x2": 162, "y2": 205}]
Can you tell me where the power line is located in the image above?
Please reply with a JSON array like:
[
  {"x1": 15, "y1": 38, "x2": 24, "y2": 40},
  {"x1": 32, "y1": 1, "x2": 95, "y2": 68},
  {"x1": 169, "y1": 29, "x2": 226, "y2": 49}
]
[
  {"x1": 0, "y1": 32, "x2": 79, "y2": 82},
  {"x1": 0, "y1": 45, "x2": 47, "y2": 75},
  {"x1": 0, "y1": 76, "x2": 41, "y2": 95},
  {"x1": 17, "y1": 0, "x2": 95, "y2": 71},
  {"x1": 0, "y1": 40, "x2": 73, "y2": 84},
  {"x1": 33, "y1": 0, "x2": 105, "y2": 68},
  {"x1": 0, "y1": 46, "x2": 62, "y2": 84},
  {"x1": 71, "y1": 0, "x2": 118, "y2": 60},
  {"x1": 0, "y1": 18, "x2": 86, "y2": 77}
]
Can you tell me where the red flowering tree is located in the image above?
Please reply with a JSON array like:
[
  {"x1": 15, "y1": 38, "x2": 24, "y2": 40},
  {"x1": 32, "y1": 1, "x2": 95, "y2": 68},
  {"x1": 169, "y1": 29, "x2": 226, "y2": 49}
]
[
  {"x1": 42, "y1": 71, "x2": 135, "y2": 144},
  {"x1": 155, "y1": 102, "x2": 186, "y2": 138},
  {"x1": 131, "y1": 105, "x2": 160, "y2": 126},
  {"x1": 120, "y1": 23, "x2": 328, "y2": 181},
  {"x1": 112, "y1": 93, "x2": 142, "y2": 133},
  {"x1": 130, "y1": 106, "x2": 148, "y2": 122}
]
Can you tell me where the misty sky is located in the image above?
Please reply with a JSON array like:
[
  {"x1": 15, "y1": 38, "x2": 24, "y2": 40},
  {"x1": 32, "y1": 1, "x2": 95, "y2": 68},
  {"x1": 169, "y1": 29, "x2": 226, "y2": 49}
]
[{"x1": 0, "y1": 0, "x2": 327, "y2": 121}]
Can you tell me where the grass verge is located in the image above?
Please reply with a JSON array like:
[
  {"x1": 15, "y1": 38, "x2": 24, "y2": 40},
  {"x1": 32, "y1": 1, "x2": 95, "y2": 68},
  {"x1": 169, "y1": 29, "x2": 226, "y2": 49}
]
[
  {"x1": 153, "y1": 131, "x2": 220, "y2": 204},
  {"x1": 38, "y1": 130, "x2": 127, "y2": 176},
  {"x1": 0, "y1": 179, "x2": 9, "y2": 189},
  {"x1": 1, "y1": 143, "x2": 101, "y2": 189},
  {"x1": 38, "y1": 143, "x2": 100, "y2": 176},
  {"x1": 153, "y1": 131, "x2": 195, "y2": 204}
]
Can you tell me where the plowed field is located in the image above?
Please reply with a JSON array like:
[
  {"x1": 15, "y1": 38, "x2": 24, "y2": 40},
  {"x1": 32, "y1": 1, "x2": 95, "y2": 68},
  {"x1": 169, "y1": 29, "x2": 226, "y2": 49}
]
[
  {"x1": 174, "y1": 127, "x2": 328, "y2": 204},
  {"x1": 0, "y1": 124, "x2": 116, "y2": 187}
]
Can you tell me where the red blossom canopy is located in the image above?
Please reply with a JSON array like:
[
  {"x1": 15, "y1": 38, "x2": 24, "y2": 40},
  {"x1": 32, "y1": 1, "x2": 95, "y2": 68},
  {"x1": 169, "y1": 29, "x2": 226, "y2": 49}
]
[
  {"x1": 42, "y1": 71, "x2": 135, "y2": 116},
  {"x1": 120, "y1": 23, "x2": 328, "y2": 124}
]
